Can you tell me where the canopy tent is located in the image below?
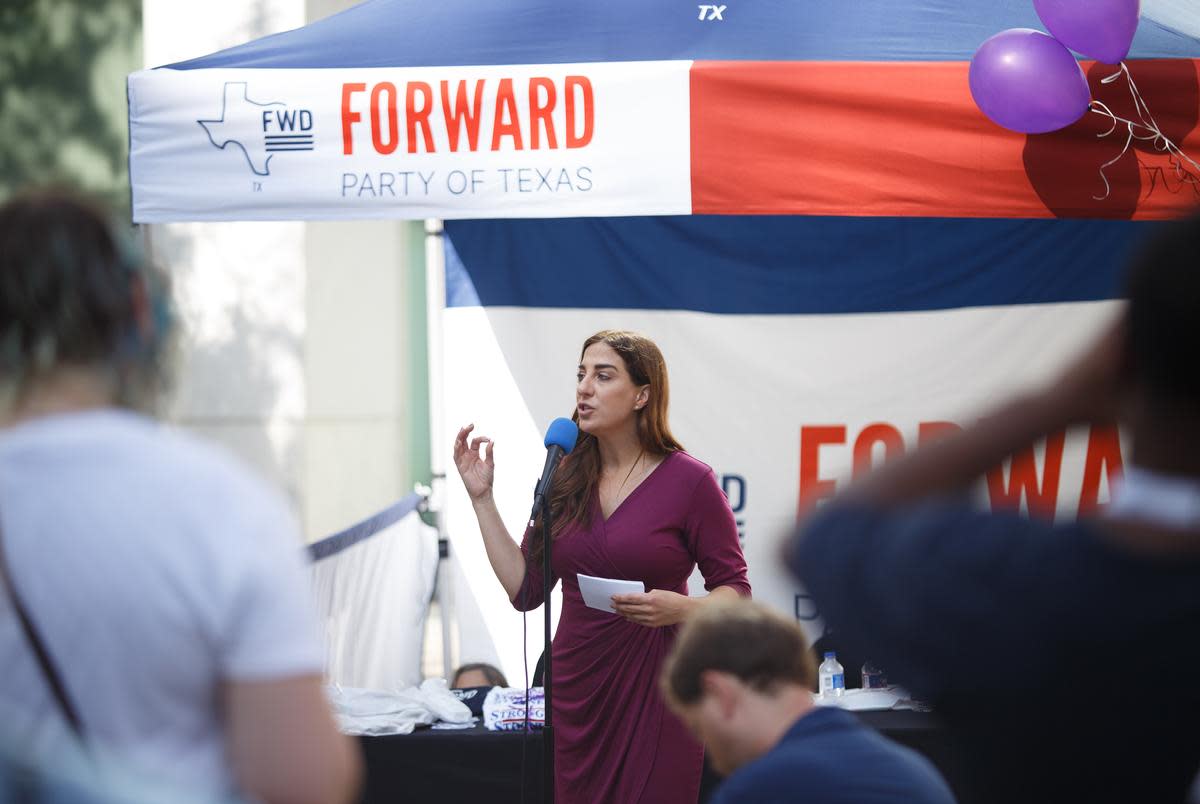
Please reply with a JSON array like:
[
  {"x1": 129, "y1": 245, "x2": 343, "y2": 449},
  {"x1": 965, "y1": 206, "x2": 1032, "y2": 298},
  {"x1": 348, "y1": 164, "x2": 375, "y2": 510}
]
[
  {"x1": 129, "y1": 0, "x2": 1200, "y2": 222},
  {"x1": 128, "y1": 0, "x2": 1200, "y2": 683}
]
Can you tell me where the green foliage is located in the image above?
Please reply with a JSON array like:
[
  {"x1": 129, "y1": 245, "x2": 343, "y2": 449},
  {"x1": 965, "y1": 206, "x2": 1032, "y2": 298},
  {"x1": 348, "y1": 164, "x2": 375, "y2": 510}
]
[{"x1": 0, "y1": 0, "x2": 141, "y2": 216}]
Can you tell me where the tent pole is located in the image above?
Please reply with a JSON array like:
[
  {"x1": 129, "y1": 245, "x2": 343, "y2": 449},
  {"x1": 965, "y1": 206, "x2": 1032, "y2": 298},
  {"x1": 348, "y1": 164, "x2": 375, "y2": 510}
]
[{"x1": 424, "y1": 218, "x2": 455, "y2": 681}]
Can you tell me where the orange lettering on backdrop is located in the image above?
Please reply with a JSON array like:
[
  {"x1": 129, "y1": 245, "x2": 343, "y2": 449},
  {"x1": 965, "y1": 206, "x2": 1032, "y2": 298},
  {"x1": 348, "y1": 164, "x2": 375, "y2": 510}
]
[
  {"x1": 369, "y1": 82, "x2": 399, "y2": 155},
  {"x1": 564, "y1": 75, "x2": 594, "y2": 148},
  {"x1": 528, "y1": 77, "x2": 558, "y2": 150},
  {"x1": 852, "y1": 423, "x2": 904, "y2": 478},
  {"x1": 441, "y1": 79, "x2": 484, "y2": 152},
  {"x1": 406, "y1": 82, "x2": 436, "y2": 153},
  {"x1": 491, "y1": 78, "x2": 524, "y2": 151},
  {"x1": 1078, "y1": 424, "x2": 1125, "y2": 516},
  {"x1": 341, "y1": 82, "x2": 366, "y2": 155},
  {"x1": 986, "y1": 431, "x2": 1066, "y2": 520},
  {"x1": 799, "y1": 426, "x2": 846, "y2": 514}
]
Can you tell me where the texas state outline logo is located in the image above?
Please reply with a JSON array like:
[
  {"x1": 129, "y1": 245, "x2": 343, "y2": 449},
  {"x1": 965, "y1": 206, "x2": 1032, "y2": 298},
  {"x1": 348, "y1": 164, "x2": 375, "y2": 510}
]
[{"x1": 198, "y1": 82, "x2": 315, "y2": 177}]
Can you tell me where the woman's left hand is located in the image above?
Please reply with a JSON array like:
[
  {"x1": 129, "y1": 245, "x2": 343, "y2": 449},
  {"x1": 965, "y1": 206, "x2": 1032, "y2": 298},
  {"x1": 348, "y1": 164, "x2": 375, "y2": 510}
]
[{"x1": 611, "y1": 590, "x2": 695, "y2": 627}]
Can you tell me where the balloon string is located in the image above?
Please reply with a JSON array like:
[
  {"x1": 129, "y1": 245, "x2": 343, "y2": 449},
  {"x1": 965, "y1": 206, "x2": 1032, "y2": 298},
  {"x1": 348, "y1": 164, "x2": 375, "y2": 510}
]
[
  {"x1": 1087, "y1": 63, "x2": 1200, "y2": 201},
  {"x1": 1088, "y1": 101, "x2": 1135, "y2": 201},
  {"x1": 1122, "y1": 63, "x2": 1200, "y2": 185},
  {"x1": 1119, "y1": 63, "x2": 1167, "y2": 142}
]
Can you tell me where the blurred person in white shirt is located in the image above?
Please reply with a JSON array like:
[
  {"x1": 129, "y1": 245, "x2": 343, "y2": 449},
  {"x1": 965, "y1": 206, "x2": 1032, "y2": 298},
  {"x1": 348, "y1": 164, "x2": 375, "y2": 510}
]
[{"x1": 0, "y1": 189, "x2": 360, "y2": 804}]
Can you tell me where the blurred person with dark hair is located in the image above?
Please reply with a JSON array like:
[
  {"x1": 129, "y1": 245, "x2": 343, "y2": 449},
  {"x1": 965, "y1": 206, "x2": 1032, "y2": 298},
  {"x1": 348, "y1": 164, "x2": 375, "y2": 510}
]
[
  {"x1": 662, "y1": 599, "x2": 955, "y2": 804},
  {"x1": 788, "y1": 214, "x2": 1200, "y2": 804},
  {"x1": 451, "y1": 662, "x2": 508, "y2": 689},
  {"x1": 0, "y1": 190, "x2": 360, "y2": 804}
]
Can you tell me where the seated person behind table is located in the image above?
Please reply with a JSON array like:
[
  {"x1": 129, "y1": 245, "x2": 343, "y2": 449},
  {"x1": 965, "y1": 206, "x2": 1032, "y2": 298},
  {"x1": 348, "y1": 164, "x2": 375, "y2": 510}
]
[
  {"x1": 452, "y1": 663, "x2": 508, "y2": 689},
  {"x1": 661, "y1": 600, "x2": 956, "y2": 804}
]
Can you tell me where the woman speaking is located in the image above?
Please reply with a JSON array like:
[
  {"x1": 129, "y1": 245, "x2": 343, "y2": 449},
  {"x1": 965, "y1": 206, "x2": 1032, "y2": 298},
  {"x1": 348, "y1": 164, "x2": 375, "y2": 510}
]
[{"x1": 454, "y1": 330, "x2": 750, "y2": 804}]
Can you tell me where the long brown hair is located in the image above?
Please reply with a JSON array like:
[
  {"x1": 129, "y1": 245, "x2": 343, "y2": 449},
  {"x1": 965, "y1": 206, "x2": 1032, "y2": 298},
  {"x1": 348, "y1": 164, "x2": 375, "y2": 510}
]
[{"x1": 529, "y1": 330, "x2": 683, "y2": 567}]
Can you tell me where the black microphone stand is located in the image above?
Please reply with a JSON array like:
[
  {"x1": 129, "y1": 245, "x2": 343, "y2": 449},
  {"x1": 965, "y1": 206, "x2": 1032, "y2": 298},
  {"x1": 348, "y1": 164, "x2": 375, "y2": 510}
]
[
  {"x1": 529, "y1": 440, "x2": 566, "y2": 804},
  {"x1": 540, "y1": 497, "x2": 555, "y2": 804}
]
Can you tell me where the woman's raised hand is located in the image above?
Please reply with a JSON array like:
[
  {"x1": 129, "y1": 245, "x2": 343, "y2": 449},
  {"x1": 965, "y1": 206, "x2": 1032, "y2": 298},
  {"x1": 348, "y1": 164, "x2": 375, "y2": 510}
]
[{"x1": 453, "y1": 424, "x2": 495, "y2": 502}]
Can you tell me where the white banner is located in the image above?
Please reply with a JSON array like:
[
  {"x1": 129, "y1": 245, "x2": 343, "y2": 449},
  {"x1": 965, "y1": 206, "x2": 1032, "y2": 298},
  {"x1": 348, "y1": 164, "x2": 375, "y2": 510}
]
[
  {"x1": 443, "y1": 301, "x2": 1126, "y2": 682},
  {"x1": 128, "y1": 62, "x2": 692, "y2": 222}
]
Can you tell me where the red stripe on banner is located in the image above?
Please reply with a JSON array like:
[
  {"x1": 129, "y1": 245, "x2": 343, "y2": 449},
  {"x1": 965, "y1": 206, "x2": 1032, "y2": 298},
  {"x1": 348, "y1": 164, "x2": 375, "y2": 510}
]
[{"x1": 690, "y1": 59, "x2": 1200, "y2": 219}]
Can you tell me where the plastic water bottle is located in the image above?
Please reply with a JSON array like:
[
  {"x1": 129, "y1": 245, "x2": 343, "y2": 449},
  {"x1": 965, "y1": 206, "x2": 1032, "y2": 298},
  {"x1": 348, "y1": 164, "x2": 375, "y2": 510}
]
[
  {"x1": 861, "y1": 660, "x2": 888, "y2": 689},
  {"x1": 818, "y1": 651, "x2": 845, "y2": 697}
]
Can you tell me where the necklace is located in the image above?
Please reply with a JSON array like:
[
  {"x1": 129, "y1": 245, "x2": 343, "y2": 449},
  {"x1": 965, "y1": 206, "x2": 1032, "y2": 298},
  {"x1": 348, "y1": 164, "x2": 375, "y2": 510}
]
[{"x1": 610, "y1": 449, "x2": 646, "y2": 506}]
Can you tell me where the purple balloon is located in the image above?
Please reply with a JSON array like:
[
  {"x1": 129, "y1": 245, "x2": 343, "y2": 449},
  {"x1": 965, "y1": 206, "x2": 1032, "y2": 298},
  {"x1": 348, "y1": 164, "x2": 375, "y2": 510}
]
[
  {"x1": 1034, "y1": 0, "x2": 1140, "y2": 65},
  {"x1": 969, "y1": 29, "x2": 1091, "y2": 135}
]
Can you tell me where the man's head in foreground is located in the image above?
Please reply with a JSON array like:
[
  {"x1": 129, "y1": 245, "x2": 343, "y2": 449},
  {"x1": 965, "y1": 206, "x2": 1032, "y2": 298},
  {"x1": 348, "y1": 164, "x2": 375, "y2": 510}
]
[{"x1": 661, "y1": 599, "x2": 816, "y2": 776}]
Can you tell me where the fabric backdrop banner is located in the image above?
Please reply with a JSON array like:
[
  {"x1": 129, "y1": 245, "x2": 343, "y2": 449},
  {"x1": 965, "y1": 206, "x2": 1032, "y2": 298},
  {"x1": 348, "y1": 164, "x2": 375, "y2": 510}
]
[{"x1": 440, "y1": 214, "x2": 1147, "y2": 682}]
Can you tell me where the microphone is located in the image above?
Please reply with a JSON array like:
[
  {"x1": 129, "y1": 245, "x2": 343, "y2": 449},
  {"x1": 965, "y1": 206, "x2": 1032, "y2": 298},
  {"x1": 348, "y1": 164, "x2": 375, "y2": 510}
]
[{"x1": 530, "y1": 417, "x2": 579, "y2": 521}]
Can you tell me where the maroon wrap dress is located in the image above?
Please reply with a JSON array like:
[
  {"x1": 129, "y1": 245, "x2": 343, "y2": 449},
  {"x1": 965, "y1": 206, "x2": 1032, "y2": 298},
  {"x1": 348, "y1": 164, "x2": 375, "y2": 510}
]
[{"x1": 514, "y1": 451, "x2": 751, "y2": 804}]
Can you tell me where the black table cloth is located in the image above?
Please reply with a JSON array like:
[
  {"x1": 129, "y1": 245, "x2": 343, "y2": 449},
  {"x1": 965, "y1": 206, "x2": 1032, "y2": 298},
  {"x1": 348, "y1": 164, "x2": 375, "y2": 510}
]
[{"x1": 357, "y1": 708, "x2": 977, "y2": 804}]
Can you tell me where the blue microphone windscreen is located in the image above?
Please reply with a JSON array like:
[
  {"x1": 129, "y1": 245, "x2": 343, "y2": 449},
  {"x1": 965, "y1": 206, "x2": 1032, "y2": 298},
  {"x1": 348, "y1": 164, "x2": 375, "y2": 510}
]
[{"x1": 544, "y1": 417, "x2": 579, "y2": 453}]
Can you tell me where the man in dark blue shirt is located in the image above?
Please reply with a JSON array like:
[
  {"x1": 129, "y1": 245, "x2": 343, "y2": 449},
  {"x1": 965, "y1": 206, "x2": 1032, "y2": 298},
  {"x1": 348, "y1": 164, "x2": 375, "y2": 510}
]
[
  {"x1": 789, "y1": 216, "x2": 1200, "y2": 803},
  {"x1": 661, "y1": 600, "x2": 956, "y2": 804}
]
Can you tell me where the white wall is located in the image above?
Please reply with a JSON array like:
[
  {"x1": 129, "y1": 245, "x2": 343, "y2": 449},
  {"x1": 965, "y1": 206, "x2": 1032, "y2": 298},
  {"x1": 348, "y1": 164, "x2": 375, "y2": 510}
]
[
  {"x1": 304, "y1": 218, "x2": 420, "y2": 538},
  {"x1": 143, "y1": 0, "x2": 422, "y2": 541}
]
